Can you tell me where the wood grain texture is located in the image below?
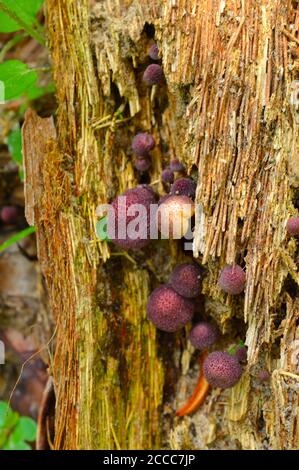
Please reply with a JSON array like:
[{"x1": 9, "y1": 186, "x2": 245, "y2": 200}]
[{"x1": 23, "y1": 0, "x2": 299, "y2": 449}]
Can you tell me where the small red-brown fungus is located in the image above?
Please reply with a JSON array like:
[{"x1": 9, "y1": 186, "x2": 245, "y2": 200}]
[
  {"x1": 132, "y1": 132, "x2": 155, "y2": 157},
  {"x1": 157, "y1": 195, "x2": 195, "y2": 239},
  {"x1": 149, "y1": 43, "x2": 159, "y2": 60},
  {"x1": 258, "y1": 370, "x2": 270, "y2": 382},
  {"x1": 143, "y1": 64, "x2": 164, "y2": 85},
  {"x1": 169, "y1": 263, "x2": 202, "y2": 298},
  {"x1": 161, "y1": 168, "x2": 174, "y2": 184},
  {"x1": 146, "y1": 285, "x2": 194, "y2": 332},
  {"x1": 0, "y1": 205, "x2": 19, "y2": 224},
  {"x1": 219, "y1": 265, "x2": 246, "y2": 295},
  {"x1": 286, "y1": 217, "x2": 299, "y2": 236},
  {"x1": 134, "y1": 157, "x2": 151, "y2": 172},
  {"x1": 203, "y1": 351, "x2": 242, "y2": 389},
  {"x1": 189, "y1": 322, "x2": 218, "y2": 350},
  {"x1": 235, "y1": 345, "x2": 247, "y2": 363},
  {"x1": 107, "y1": 186, "x2": 156, "y2": 250},
  {"x1": 170, "y1": 159, "x2": 185, "y2": 173},
  {"x1": 170, "y1": 177, "x2": 196, "y2": 200}
]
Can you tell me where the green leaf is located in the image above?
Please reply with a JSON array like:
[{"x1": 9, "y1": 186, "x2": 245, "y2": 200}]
[
  {"x1": 0, "y1": 401, "x2": 19, "y2": 431},
  {"x1": 25, "y1": 82, "x2": 56, "y2": 100},
  {"x1": 0, "y1": 10, "x2": 19, "y2": 32},
  {"x1": 12, "y1": 417, "x2": 37, "y2": 442},
  {"x1": 3, "y1": 439, "x2": 31, "y2": 450},
  {"x1": 96, "y1": 216, "x2": 111, "y2": 242},
  {"x1": 0, "y1": 401, "x2": 9, "y2": 428},
  {"x1": 7, "y1": 128, "x2": 23, "y2": 180},
  {"x1": 0, "y1": 60, "x2": 38, "y2": 101},
  {"x1": 0, "y1": 0, "x2": 45, "y2": 43},
  {"x1": 0, "y1": 429, "x2": 8, "y2": 448},
  {"x1": 8, "y1": 128, "x2": 22, "y2": 164},
  {"x1": 0, "y1": 226, "x2": 36, "y2": 253}
]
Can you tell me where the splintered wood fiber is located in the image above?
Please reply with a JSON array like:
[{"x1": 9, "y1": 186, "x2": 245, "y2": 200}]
[{"x1": 22, "y1": 0, "x2": 299, "y2": 450}]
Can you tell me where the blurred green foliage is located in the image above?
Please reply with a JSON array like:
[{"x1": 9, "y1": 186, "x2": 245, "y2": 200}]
[{"x1": 0, "y1": 401, "x2": 37, "y2": 450}]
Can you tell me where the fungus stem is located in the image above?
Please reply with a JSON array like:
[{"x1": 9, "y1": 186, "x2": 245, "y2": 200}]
[{"x1": 176, "y1": 351, "x2": 210, "y2": 417}]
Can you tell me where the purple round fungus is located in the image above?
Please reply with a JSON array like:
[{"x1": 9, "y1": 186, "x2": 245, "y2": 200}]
[
  {"x1": 189, "y1": 322, "x2": 218, "y2": 350},
  {"x1": 286, "y1": 217, "x2": 299, "y2": 236},
  {"x1": 107, "y1": 186, "x2": 156, "y2": 250},
  {"x1": 258, "y1": 370, "x2": 270, "y2": 382},
  {"x1": 149, "y1": 43, "x2": 159, "y2": 60},
  {"x1": 162, "y1": 168, "x2": 174, "y2": 184},
  {"x1": 170, "y1": 159, "x2": 185, "y2": 173},
  {"x1": 170, "y1": 177, "x2": 196, "y2": 200},
  {"x1": 143, "y1": 64, "x2": 164, "y2": 86},
  {"x1": 219, "y1": 265, "x2": 246, "y2": 295},
  {"x1": 203, "y1": 351, "x2": 242, "y2": 389},
  {"x1": 132, "y1": 132, "x2": 155, "y2": 157},
  {"x1": 169, "y1": 263, "x2": 202, "y2": 298},
  {"x1": 0, "y1": 205, "x2": 19, "y2": 224},
  {"x1": 134, "y1": 157, "x2": 151, "y2": 172},
  {"x1": 146, "y1": 285, "x2": 194, "y2": 332}
]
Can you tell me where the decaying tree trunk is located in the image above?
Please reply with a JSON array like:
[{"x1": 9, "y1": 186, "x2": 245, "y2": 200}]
[{"x1": 22, "y1": 0, "x2": 299, "y2": 450}]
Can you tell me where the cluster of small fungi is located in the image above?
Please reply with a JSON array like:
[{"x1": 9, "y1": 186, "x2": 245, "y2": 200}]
[{"x1": 104, "y1": 41, "x2": 299, "y2": 415}]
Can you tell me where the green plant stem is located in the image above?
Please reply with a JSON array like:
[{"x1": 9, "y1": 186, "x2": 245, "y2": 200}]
[
  {"x1": 0, "y1": 32, "x2": 27, "y2": 63},
  {"x1": 32, "y1": 66, "x2": 51, "y2": 73},
  {"x1": 0, "y1": 226, "x2": 36, "y2": 253}
]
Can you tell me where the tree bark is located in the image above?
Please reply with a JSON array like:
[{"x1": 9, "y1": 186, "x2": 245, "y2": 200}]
[{"x1": 23, "y1": 0, "x2": 299, "y2": 450}]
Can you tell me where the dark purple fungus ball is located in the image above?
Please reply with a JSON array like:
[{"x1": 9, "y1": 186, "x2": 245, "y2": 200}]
[
  {"x1": 286, "y1": 217, "x2": 299, "y2": 236},
  {"x1": 162, "y1": 168, "x2": 174, "y2": 184},
  {"x1": 146, "y1": 285, "x2": 194, "y2": 332},
  {"x1": 134, "y1": 157, "x2": 151, "y2": 172},
  {"x1": 107, "y1": 186, "x2": 156, "y2": 250},
  {"x1": 170, "y1": 159, "x2": 185, "y2": 173},
  {"x1": 203, "y1": 351, "x2": 243, "y2": 389},
  {"x1": 169, "y1": 263, "x2": 202, "y2": 298},
  {"x1": 170, "y1": 177, "x2": 197, "y2": 200},
  {"x1": 149, "y1": 43, "x2": 159, "y2": 60},
  {"x1": 235, "y1": 345, "x2": 247, "y2": 363},
  {"x1": 219, "y1": 265, "x2": 246, "y2": 295},
  {"x1": 0, "y1": 205, "x2": 19, "y2": 224},
  {"x1": 258, "y1": 370, "x2": 270, "y2": 382},
  {"x1": 138, "y1": 184, "x2": 156, "y2": 200},
  {"x1": 143, "y1": 64, "x2": 164, "y2": 85},
  {"x1": 189, "y1": 322, "x2": 218, "y2": 350},
  {"x1": 132, "y1": 132, "x2": 155, "y2": 157}
]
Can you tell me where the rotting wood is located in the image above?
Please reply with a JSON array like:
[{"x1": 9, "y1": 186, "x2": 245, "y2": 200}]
[{"x1": 22, "y1": 0, "x2": 299, "y2": 450}]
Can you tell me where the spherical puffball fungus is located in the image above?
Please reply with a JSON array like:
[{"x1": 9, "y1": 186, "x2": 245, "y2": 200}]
[
  {"x1": 235, "y1": 345, "x2": 247, "y2": 363},
  {"x1": 143, "y1": 64, "x2": 164, "y2": 86},
  {"x1": 258, "y1": 370, "x2": 270, "y2": 382},
  {"x1": 219, "y1": 265, "x2": 246, "y2": 295},
  {"x1": 0, "y1": 205, "x2": 19, "y2": 224},
  {"x1": 189, "y1": 322, "x2": 218, "y2": 350},
  {"x1": 170, "y1": 177, "x2": 197, "y2": 200},
  {"x1": 157, "y1": 195, "x2": 195, "y2": 239},
  {"x1": 286, "y1": 217, "x2": 299, "y2": 236},
  {"x1": 132, "y1": 132, "x2": 155, "y2": 157},
  {"x1": 107, "y1": 186, "x2": 156, "y2": 250},
  {"x1": 161, "y1": 168, "x2": 174, "y2": 184},
  {"x1": 169, "y1": 263, "x2": 202, "y2": 298},
  {"x1": 170, "y1": 159, "x2": 185, "y2": 173},
  {"x1": 149, "y1": 43, "x2": 159, "y2": 60},
  {"x1": 146, "y1": 285, "x2": 194, "y2": 332},
  {"x1": 138, "y1": 184, "x2": 156, "y2": 199},
  {"x1": 203, "y1": 351, "x2": 243, "y2": 389},
  {"x1": 134, "y1": 157, "x2": 151, "y2": 172}
]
